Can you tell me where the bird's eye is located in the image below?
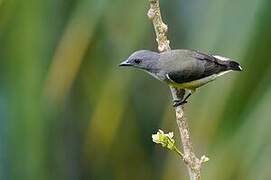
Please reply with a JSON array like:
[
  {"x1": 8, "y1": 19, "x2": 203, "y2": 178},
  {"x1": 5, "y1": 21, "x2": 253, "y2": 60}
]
[{"x1": 134, "y1": 59, "x2": 141, "y2": 64}]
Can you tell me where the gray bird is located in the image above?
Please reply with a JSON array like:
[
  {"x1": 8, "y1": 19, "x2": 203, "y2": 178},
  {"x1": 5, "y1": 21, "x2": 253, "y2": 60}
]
[{"x1": 119, "y1": 49, "x2": 242, "y2": 106}]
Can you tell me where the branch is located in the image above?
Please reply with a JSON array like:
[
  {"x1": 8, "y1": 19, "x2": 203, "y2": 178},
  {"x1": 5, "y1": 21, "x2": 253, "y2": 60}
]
[{"x1": 147, "y1": 0, "x2": 208, "y2": 179}]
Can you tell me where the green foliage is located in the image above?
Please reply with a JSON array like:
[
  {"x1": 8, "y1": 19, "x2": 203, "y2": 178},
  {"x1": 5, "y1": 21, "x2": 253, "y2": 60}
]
[{"x1": 152, "y1": 129, "x2": 176, "y2": 151}]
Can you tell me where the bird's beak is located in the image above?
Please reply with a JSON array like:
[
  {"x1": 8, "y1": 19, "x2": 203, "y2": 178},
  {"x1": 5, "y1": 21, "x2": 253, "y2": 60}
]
[{"x1": 119, "y1": 60, "x2": 132, "y2": 67}]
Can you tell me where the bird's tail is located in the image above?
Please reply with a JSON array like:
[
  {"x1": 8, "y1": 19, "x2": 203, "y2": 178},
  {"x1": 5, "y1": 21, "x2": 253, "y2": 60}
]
[
  {"x1": 227, "y1": 61, "x2": 242, "y2": 71},
  {"x1": 213, "y1": 55, "x2": 242, "y2": 71}
]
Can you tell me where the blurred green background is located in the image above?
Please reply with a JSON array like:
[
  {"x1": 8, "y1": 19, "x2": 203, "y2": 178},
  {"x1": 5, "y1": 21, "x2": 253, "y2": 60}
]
[{"x1": 1, "y1": 0, "x2": 271, "y2": 179}]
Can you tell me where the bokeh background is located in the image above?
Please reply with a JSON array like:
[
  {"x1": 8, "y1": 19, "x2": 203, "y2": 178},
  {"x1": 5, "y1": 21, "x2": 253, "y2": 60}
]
[{"x1": 1, "y1": 0, "x2": 271, "y2": 179}]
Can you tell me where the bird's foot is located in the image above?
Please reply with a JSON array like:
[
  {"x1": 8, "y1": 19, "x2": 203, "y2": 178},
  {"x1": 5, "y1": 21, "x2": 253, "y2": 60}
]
[
  {"x1": 173, "y1": 99, "x2": 187, "y2": 107},
  {"x1": 172, "y1": 93, "x2": 192, "y2": 107}
]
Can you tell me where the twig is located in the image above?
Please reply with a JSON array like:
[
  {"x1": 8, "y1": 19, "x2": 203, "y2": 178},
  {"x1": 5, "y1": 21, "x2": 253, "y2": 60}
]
[{"x1": 147, "y1": 0, "x2": 208, "y2": 179}]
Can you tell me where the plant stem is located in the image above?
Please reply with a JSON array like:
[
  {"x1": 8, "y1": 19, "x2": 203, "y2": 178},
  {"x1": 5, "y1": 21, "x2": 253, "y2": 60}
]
[{"x1": 147, "y1": 0, "x2": 206, "y2": 179}]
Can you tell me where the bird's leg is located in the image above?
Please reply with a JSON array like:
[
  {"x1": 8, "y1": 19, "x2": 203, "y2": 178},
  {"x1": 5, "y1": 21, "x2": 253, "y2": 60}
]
[{"x1": 173, "y1": 92, "x2": 192, "y2": 107}]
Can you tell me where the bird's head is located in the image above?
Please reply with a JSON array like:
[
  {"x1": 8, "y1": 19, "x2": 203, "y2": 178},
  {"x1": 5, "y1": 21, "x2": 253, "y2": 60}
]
[{"x1": 119, "y1": 50, "x2": 160, "y2": 71}]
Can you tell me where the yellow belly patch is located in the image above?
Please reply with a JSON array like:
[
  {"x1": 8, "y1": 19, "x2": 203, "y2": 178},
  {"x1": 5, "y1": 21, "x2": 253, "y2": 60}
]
[
  {"x1": 169, "y1": 75, "x2": 216, "y2": 90},
  {"x1": 168, "y1": 70, "x2": 232, "y2": 90}
]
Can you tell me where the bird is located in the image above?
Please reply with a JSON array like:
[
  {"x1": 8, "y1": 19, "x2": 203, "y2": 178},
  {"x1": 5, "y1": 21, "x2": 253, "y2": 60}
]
[{"x1": 119, "y1": 49, "x2": 242, "y2": 107}]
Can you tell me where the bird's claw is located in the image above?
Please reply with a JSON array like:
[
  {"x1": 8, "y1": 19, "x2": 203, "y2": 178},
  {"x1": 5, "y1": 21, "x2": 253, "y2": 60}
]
[
  {"x1": 173, "y1": 99, "x2": 187, "y2": 107},
  {"x1": 172, "y1": 92, "x2": 192, "y2": 107}
]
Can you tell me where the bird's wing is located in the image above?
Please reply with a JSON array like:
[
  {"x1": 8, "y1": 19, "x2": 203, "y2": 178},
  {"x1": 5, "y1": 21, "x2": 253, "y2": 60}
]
[{"x1": 166, "y1": 51, "x2": 228, "y2": 84}]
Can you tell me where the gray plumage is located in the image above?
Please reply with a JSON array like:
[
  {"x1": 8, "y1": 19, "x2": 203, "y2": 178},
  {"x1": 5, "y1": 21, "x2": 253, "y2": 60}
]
[{"x1": 120, "y1": 49, "x2": 242, "y2": 91}]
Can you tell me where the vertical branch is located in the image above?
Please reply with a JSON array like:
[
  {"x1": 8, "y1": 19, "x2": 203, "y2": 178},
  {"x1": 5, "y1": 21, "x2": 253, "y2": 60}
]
[
  {"x1": 147, "y1": 0, "x2": 170, "y2": 52},
  {"x1": 147, "y1": 0, "x2": 208, "y2": 179}
]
